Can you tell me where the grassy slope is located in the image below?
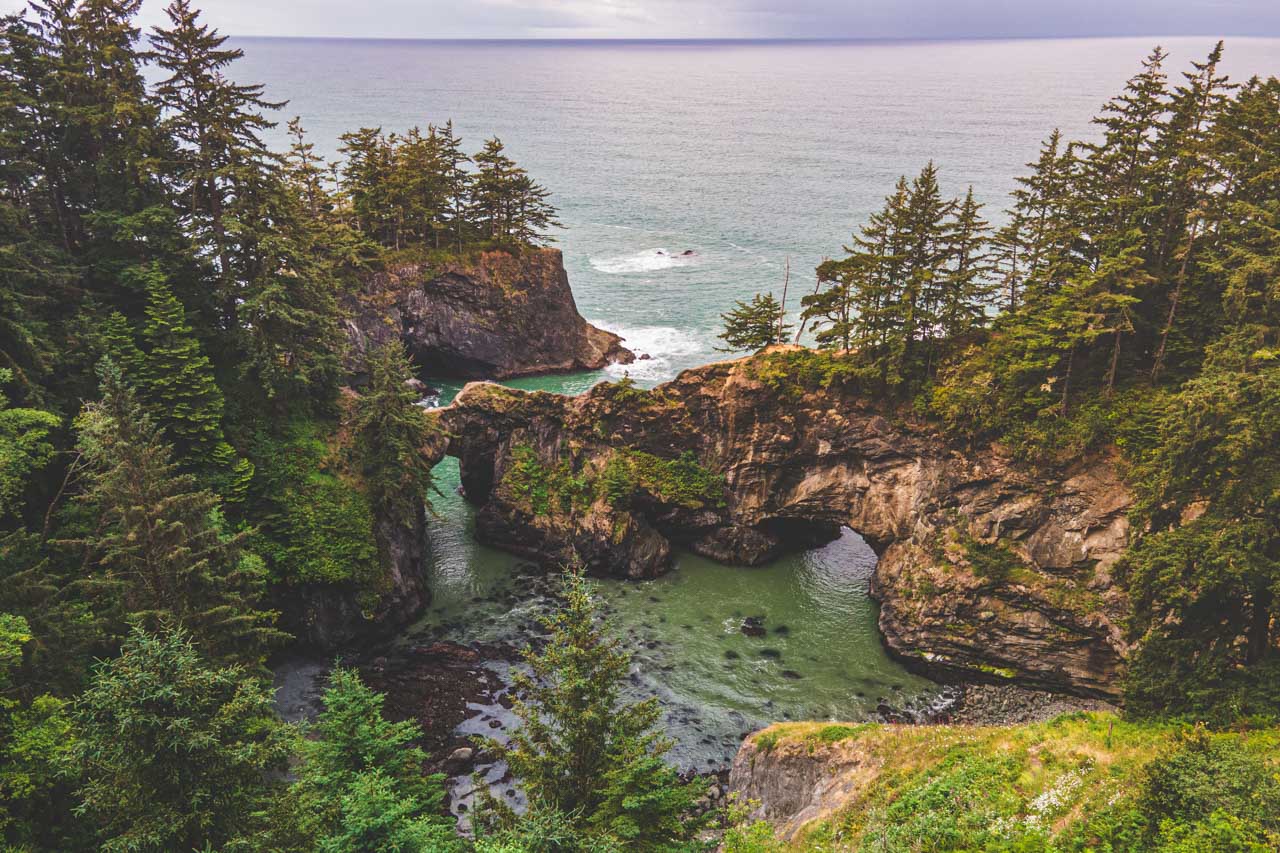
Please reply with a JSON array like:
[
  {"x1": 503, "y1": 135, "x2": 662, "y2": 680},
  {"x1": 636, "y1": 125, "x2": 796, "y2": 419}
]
[{"x1": 746, "y1": 714, "x2": 1280, "y2": 851}]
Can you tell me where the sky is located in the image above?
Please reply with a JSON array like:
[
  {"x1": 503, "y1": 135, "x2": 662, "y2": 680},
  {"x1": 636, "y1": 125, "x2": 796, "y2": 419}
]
[{"x1": 2, "y1": 0, "x2": 1278, "y2": 40}]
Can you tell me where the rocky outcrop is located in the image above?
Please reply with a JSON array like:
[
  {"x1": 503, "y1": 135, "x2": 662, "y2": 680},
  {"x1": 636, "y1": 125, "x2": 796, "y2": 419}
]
[
  {"x1": 276, "y1": 396, "x2": 450, "y2": 652},
  {"x1": 729, "y1": 726, "x2": 887, "y2": 842},
  {"x1": 435, "y1": 347, "x2": 1132, "y2": 697},
  {"x1": 346, "y1": 247, "x2": 633, "y2": 379}
]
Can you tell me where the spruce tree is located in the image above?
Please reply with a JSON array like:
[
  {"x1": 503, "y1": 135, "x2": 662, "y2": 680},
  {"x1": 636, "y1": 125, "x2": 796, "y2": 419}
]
[
  {"x1": 270, "y1": 667, "x2": 458, "y2": 852},
  {"x1": 350, "y1": 341, "x2": 439, "y2": 526},
  {"x1": 937, "y1": 186, "x2": 996, "y2": 345},
  {"x1": 137, "y1": 274, "x2": 237, "y2": 466},
  {"x1": 717, "y1": 292, "x2": 790, "y2": 352},
  {"x1": 149, "y1": 0, "x2": 282, "y2": 330},
  {"x1": 477, "y1": 567, "x2": 706, "y2": 848},
  {"x1": 67, "y1": 359, "x2": 283, "y2": 663},
  {"x1": 1148, "y1": 41, "x2": 1235, "y2": 380},
  {"x1": 72, "y1": 626, "x2": 293, "y2": 852}
]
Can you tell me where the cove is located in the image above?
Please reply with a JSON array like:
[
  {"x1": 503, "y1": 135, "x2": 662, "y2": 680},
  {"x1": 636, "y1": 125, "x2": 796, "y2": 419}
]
[{"x1": 413, "y1": 374, "x2": 939, "y2": 771}]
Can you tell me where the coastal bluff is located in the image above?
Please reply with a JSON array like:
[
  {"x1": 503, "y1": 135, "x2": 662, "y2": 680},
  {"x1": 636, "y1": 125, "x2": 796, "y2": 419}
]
[{"x1": 345, "y1": 246, "x2": 634, "y2": 379}]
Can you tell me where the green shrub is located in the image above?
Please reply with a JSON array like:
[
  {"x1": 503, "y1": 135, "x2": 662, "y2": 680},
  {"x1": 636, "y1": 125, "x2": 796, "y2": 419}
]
[{"x1": 249, "y1": 419, "x2": 380, "y2": 588}]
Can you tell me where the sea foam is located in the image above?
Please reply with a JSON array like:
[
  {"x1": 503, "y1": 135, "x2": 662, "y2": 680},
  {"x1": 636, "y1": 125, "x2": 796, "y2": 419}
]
[
  {"x1": 592, "y1": 322, "x2": 705, "y2": 382},
  {"x1": 588, "y1": 248, "x2": 696, "y2": 274}
]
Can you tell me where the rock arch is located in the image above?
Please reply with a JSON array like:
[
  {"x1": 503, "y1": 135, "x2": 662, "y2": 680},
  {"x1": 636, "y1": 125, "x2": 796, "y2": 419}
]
[{"x1": 435, "y1": 353, "x2": 1131, "y2": 698}]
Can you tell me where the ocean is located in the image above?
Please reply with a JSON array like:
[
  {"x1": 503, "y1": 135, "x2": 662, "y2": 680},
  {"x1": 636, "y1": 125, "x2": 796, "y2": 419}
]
[{"x1": 250, "y1": 37, "x2": 1280, "y2": 773}]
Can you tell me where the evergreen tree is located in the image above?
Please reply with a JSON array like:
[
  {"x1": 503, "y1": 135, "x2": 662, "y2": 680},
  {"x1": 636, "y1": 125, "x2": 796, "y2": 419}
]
[
  {"x1": 67, "y1": 359, "x2": 283, "y2": 663},
  {"x1": 435, "y1": 120, "x2": 471, "y2": 249},
  {"x1": 149, "y1": 0, "x2": 283, "y2": 330},
  {"x1": 477, "y1": 567, "x2": 706, "y2": 849},
  {"x1": 350, "y1": 341, "x2": 440, "y2": 526},
  {"x1": 936, "y1": 186, "x2": 996, "y2": 344},
  {"x1": 270, "y1": 667, "x2": 457, "y2": 852},
  {"x1": 138, "y1": 274, "x2": 227, "y2": 458},
  {"x1": 0, "y1": 368, "x2": 58, "y2": 520},
  {"x1": 1148, "y1": 41, "x2": 1235, "y2": 380},
  {"x1": 71, "y1": 626, "x2": 292, "y2": 852},
  {"x1": 717, "y1": 292, "x2": 790, "y2": 352},
  {"x1": 0, "y1": 611, "x2": 77, "y2": 851}
]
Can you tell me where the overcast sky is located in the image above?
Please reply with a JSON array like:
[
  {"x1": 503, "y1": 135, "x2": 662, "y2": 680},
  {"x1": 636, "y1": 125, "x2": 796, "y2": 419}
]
[{"x1": 3, "y1": 0, "x2": 1278, "y2": 39}]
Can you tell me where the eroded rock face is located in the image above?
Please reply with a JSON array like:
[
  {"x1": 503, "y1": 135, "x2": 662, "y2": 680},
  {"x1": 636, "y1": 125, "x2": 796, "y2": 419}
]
[
  {"x1": 435, "y1": 347, "x2": 1132, "y2": 697},
  {"x1": 729, "y1": 731, "x2": 884, "y2": 842},
  {"x1": 346, "y1": 247, "x2": 633, "y2": 379}
]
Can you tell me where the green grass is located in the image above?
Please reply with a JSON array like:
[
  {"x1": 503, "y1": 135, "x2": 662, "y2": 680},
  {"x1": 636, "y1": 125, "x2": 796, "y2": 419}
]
[{"x1": 737, "y1": 714, "x2": 1280, "y2": 852}]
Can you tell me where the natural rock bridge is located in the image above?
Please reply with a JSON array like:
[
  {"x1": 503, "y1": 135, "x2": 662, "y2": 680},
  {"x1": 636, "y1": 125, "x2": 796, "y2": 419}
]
[{"x1": 431, "y1": 348, "x2": 1132, "y2": 698}]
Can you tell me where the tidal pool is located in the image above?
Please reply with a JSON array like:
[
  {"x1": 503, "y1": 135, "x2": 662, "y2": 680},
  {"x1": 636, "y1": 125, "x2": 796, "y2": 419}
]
[{"x1": 413, "y1": 451, "x2": 938, "y2": 771}]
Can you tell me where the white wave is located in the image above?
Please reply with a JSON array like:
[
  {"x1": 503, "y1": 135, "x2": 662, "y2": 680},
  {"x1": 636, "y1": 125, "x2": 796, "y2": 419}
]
[
  {"x1": 588, "y1": 248, "x2": 697, "y2": 274},
  {"x1": 593, "y1": 322, "x2": 707, "y2": 382}
]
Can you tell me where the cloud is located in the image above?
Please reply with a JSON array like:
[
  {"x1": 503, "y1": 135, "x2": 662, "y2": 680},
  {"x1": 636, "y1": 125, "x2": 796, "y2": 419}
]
[{"x1": 2, "y1": 0, "x2": 1277, "y2": 38}]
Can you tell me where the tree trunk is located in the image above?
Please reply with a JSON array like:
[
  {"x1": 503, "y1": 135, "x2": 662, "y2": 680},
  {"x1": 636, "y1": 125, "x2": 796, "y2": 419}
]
[
  {"x1": 1245, "y1": 584, "x2": 1274, "y2": 665},
  {"x1": 1151, "y1": 221, "x2": 1200, "y2": 382}
]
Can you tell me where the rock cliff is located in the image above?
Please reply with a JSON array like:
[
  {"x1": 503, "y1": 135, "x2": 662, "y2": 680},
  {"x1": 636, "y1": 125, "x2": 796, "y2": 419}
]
[
  {"x1": 346, "y1": 247, "x2": 633, "y2": 379},
  {"x1": 435, "y1": 347, "x2": 1132, "y2": 697}
]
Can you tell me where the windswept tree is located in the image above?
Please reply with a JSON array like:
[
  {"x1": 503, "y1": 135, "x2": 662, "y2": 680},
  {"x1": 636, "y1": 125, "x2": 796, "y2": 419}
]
[{"x1": 717, "y1": 292, "x2": 790, "y2": 352}]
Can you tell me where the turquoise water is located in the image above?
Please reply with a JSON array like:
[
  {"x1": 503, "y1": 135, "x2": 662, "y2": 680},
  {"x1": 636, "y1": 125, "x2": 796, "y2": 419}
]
[
  {"x1": 244, "y1": 37, "x2": 1280, "y2": 765},
  {"x1": 414, "y1": 456, "x2": 936, "y2": 770}
]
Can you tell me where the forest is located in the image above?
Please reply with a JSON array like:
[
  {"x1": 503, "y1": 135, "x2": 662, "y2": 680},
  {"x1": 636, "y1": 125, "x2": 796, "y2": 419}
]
[{"x1": 0, "y1": 0, "x2": 1277, "y2": 848}]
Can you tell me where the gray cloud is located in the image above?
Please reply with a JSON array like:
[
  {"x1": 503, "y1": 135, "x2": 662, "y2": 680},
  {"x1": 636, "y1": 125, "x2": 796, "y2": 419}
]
[{"x1": 2, "y1": 0, "x2": 1277, "y2": 38}]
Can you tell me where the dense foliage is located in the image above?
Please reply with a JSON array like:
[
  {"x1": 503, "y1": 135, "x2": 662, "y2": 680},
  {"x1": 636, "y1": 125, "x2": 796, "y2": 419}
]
[{"x1": 0, "y1": 0, "x2": 1276, "y2": 846}]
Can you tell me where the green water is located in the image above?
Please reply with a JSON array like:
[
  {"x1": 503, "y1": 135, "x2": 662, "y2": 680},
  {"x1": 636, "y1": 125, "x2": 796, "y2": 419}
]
[{"x1": 415, "y1": 374, "x2": 937, "y2": 771}]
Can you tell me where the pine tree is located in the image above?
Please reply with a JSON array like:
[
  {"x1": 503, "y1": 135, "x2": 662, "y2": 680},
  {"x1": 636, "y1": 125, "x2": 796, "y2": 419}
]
[
  {"x1": 717, "y1": 292, "x2": 790, "y2": 352},
  {"x1": 477, "y1": 567, "x2": 706, "y2": 848},
  {"x1": 67, "y1": 359, "x2": 283, "y2": 663}
]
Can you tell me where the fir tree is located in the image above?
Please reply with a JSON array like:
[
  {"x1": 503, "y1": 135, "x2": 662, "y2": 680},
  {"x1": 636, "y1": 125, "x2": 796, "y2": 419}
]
[
  {"x1": 477, "y1": 567, "x2": 706, "y2": 848},
  {"x1": 67, "y1": 359, "x2": 283, "y2": 663},
  {"x1": 717, "y1": 292, "x2": 790, "y2": 352}
]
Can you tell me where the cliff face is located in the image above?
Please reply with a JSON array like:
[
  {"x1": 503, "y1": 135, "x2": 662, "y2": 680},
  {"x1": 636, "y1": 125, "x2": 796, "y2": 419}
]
[
  {"x1": 436, "y1": 348, "x2": 1132, "y2": 697},
  {"x1": 346, "y1": 247, "x2": 633, "y2": 379}
]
